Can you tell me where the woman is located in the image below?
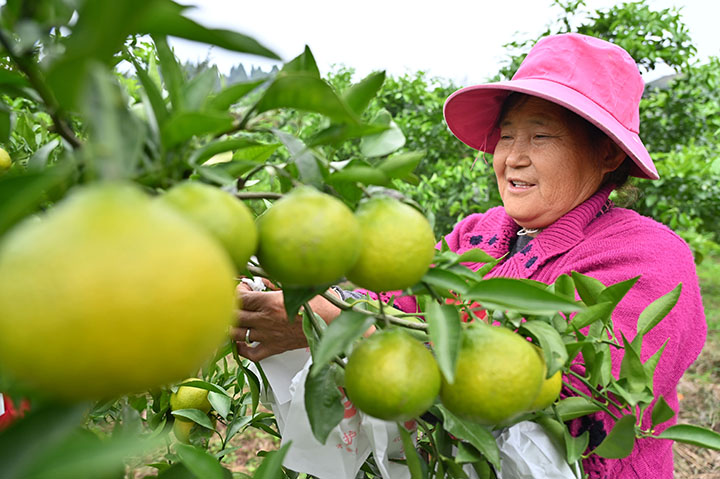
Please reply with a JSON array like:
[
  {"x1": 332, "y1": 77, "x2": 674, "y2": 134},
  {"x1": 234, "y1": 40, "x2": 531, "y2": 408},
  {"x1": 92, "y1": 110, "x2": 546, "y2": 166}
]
[{"x1": 233, "y1": 33, "x2": 706, "y2": 478}]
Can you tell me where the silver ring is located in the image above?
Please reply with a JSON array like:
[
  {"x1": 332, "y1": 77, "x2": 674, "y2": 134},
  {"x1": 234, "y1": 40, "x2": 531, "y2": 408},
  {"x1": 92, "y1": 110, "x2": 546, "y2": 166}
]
[{"x1": 244, "y1": 328, "x2": 252, "y2": 345}]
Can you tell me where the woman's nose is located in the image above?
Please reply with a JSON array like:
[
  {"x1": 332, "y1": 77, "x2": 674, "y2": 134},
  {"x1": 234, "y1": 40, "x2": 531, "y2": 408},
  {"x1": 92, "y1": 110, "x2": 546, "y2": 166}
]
[{"x1": 504, "y1": 139, "x2": 531, "y2": 168}]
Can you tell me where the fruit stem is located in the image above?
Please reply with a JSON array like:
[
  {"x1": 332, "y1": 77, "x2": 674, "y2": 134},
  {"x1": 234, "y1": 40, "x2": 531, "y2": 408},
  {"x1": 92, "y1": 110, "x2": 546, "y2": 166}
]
[
  {"x1": 561, "y1": 381, "x2": 621, "y2": 421},
  {"x1": 319, "y1": 290, "x2": 429, "y2": 331}
]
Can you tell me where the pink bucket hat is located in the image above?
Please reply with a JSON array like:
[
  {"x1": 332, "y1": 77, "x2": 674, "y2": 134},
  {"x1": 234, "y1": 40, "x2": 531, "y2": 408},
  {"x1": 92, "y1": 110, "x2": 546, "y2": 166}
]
[{"x1": 443, "y1": 33, "x2": 658, "y2": 180}]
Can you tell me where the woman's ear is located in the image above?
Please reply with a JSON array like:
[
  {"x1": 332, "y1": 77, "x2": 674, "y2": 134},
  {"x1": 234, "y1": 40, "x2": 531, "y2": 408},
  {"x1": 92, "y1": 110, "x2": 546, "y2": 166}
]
[{"x1": 600, "y1": 138, "x2": 627, "y2": 174}]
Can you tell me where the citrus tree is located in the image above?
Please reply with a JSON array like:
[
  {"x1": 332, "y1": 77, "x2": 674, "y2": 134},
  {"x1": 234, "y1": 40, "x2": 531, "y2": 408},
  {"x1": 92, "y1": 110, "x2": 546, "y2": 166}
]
[{"x1": 0, "y1": 1, "x2": 718, "y2": 479}]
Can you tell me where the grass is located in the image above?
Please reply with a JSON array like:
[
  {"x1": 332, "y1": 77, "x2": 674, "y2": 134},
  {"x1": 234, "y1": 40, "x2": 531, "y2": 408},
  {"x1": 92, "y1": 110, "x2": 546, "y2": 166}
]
[{"x1": 673, "y1": 254, "x2": 720, "y2": 479}]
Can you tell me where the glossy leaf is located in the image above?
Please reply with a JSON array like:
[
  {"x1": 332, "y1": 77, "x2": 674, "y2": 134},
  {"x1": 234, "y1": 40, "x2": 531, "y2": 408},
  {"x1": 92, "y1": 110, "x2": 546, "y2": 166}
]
[
  {"x1": 310, "y1": 310, "x2": 375, "y2": 375},
  {"x1": 281, "y1": 46, "x2": 320, "y2": 76},
  {"x1": 253, "y1": 443, "x2": 292, "y2": 479},
  {"x1": 465, "y1": 278, "x2": 583, "y2": 315},
  {"x1": 568, "y1": 301, "x2": 615, "y2": 330},
  {"x1": 161, "y1": 111, "x2": 234, "y2": 148},
  {"x1": 655, "y1": 424, "x2": 720, "y2": 450},
  {"x1": 273, "y1": 130, "x2": 323, "y2": 186},
  {"x1": 175, "y1": 443, "x2": 227, "y2": 479},
  {"x1": 637, "y1": 283, "x2": 682, "y2": 337},
  {"x1": 27, "y1": 139, "x2": 60, "y2": 171},
  {"x1": 305, "y1": 363, "x2": 344, "y2": 444},
  {"x1": 183, "y1": 67, "x2": 220, "y2": 111},
  {"x1": 188, "y1": 138, "x2": 278, "y2": 167},
  {"x1": 343, "y1": 70, "x2": 386, "y2": 115},
  {"x1": 555, "y1": 396, "x2": 603, "y2": 421},
  {"x1": 329, "y1": 166, "x2": 389, "y2": 186},
  {"x1": 435, "y1": 405, "x2": 500, "y2": 470},
  {"x1": 564, "y1": 429, "x2": 589, "y2": 464},
  {"x1": 305, "y1": 123, "x2": 388, "y2": 147},
  {"x1": 571, "y1": 271, "x2": 606, "y2": 306},
  {"x1": 257, "y1": 74, "x2": 358, "y2": 124},
  {"x1": 398, "y1": 425, "x2": 426, "y2": 479},
  {"x1": 453, "y1": 248, "x2": 497, "y2": 266},
  {"x1": 592, "y1": 414, "x2": 637, "y2": 459},
  {"x1": 425, "y1": 301, "x2": 462, "y2": 383},
  {"x1": 519, "y1": 320, "x2": 568, "y2": 376},
  {"x1": 127, "y1": 53, "x2": 168, "y2": 126},
  {"x1": 153, "y1": 35, "x2": 186, "y2": 111},
  {"x1": 552, "y1": 274, "x2": 576, "y2": 300},
  {"x1": 421, "y1": 268, "x2": 470, "y2": 296},
  {"x1": 281, "y1": 284, "x2": 331, "y2": 326},
  {"x1": 138, "y1": 0, "x2": 279, "y2": 59},
  {"x1": 597, "y1": 276, "x2": 639, "y2": 306},
  {"x1": 618, "y1": 333, "x2": 649, "y2": 396},
  {"x1": 208, "y1": 392, "x2": 231, "y2": 420},
  {"x1": 651, "y1": 396, "x2": 676, "y2": 428},
  {"x1": 360, "y1": 109, "x2": 406, "y2": 157},
  {"x1": 171, "y1": 410, "x2": 215, "y2": 430},
  {"x1": 378, "y1": 150, "x2": 424, "y2": 179},
  {"x1": 207, "y1": 79, "x2": 265, "y2": 111}
]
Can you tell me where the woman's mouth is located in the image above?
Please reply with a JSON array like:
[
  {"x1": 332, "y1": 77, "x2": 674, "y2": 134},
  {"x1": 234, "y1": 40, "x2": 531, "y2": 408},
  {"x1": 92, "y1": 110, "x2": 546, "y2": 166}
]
[{"x1": 508, "y1": 179, "x2": 536, "y2": 190}]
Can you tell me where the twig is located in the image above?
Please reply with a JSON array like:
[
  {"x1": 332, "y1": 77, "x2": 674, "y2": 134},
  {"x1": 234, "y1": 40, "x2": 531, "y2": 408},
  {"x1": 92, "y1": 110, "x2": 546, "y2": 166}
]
[
  {"x1": 566, "y1": 369, "x2": 625, "y2": 410},
  {"x1": 562, "y1": 381, "x2": 621, "y2": 421},
  {"x1": 235, "y1": 191, "x2": 282, "y2": 200}
]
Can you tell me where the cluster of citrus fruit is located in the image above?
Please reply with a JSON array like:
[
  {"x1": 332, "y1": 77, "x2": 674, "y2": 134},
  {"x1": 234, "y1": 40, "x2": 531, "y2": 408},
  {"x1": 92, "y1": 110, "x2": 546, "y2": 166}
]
[
  {"x1": 169, "y1": 378, "x2": 216, "y2": 444},
  {"x1": 0, "y1": 181, "x2": 435, "y2": 401},
  {"x1": 344, "y1": 323, "x2": 563, "y2": 425},
  {"x1": 256, "y1": 186, "x2": 436, "y2": 291}
]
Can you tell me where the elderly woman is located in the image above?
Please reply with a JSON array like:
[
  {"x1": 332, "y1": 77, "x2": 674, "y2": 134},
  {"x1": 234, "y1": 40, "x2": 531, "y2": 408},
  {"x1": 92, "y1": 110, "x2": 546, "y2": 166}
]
[{"x1": 234, "y1": 33, "x2": 706, "y2": 479}]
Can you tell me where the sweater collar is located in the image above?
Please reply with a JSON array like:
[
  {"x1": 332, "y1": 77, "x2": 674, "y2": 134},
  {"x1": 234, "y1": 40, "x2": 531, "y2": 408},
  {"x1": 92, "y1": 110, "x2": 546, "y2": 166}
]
[{"x1": 486, "y1": 184, "x2": 615, "y2": 277}]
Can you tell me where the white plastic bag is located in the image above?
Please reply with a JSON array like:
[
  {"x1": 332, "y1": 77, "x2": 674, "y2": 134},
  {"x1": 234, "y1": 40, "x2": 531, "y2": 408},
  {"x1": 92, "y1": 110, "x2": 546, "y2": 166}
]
[{"x1": 254, "y1": 350, "x2": 410, "y2": 479}]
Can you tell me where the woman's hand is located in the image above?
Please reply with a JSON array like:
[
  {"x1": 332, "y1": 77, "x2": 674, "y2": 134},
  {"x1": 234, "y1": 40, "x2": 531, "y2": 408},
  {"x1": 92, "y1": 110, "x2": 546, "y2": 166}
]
[{"x1": 231, "y1": 281, "x2": 342, "y2": 361}]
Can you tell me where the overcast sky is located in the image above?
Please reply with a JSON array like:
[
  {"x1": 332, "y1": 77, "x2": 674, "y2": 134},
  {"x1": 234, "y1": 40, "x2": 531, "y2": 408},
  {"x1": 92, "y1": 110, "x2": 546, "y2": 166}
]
[{"x1": 170, "y1": 0, "x2": 720, "y2": 86}]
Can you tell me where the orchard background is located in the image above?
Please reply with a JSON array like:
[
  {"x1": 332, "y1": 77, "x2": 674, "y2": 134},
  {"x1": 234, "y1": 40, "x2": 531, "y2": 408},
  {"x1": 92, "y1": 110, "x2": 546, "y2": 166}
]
[{"x1": 0, "y1": 0, "x2": 718, "y2": 478}]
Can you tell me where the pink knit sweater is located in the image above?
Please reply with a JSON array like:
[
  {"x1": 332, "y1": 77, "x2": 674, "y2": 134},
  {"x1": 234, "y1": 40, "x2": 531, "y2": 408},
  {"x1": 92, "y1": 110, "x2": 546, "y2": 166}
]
[{"x1": 365, "y1": 185, "x2": 707, "y2": 478}]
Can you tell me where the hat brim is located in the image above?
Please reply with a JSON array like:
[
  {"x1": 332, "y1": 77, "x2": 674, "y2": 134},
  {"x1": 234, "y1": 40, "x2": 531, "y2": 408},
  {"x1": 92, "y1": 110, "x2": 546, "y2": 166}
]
[{"x1": 443, "y1": 79, "x2": 658, "y2": 180}]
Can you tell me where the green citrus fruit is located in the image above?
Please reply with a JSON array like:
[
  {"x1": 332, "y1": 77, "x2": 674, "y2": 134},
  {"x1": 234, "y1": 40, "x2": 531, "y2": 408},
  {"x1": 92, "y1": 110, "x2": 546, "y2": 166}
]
[
  {"x1": 173, "y1": 419, "x2": 195, "y2": 444},
  {"x1": 440, "y1": 322, "x2": 544, "y2": 425},
  {"x1": 527, "y1": 347, "x2": 563, "y2": 411},
  {"x1": 346, "y1": 196, "x2": 435, "y2": 292},
  {"x1": 0, "y1": 148, "x2": 11, "y2": 170},
  {"x1": 158, "y1": 181, "x2": 257, "y2": 271},
  {"x1": 170, "y1": 378, "x2": 213, "y2": 420},
  {"x1": 0, "y1": 183, "x2": 236, "y2": 401},
  {"x1": 344, "y1": 328, "x2": 440, "y2": 421},
  {"x1": 256, "y1": 186, "x2": 360, "y2": 286}
]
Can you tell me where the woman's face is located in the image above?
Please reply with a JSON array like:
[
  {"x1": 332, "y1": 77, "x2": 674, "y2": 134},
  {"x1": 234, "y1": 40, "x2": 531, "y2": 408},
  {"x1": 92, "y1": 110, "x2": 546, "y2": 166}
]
[{"x1": 493, "y1": 96, "x2": 614, "y2": 230}]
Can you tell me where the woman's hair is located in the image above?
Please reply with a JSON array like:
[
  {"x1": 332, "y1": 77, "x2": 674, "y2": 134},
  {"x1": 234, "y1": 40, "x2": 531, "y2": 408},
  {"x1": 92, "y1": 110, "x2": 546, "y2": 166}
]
[{"x1": 496, "y1": 93, "x2": 634, "y2": 191}]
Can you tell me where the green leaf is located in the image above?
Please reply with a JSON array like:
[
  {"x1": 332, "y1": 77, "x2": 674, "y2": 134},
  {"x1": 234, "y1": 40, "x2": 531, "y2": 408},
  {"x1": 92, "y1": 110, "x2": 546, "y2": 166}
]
[
  {"x1": 27, "y1": 139, "x2": 60, "y2": 171},
  {"x1": 568, "y1": 301, "x2": 615, "y2": 330},
  {"x1": 571, "y1": 271, "x2": 606, "y2": 306},
  {"x1": 519, "y1": 320, "x2": 568, "y2": 376},
  {"x1": 281, "y1": 284, "x2": 330, "y2": 324},
  {"x1": 188, "y1": 138, "x2": 278, "y2": 167},
  {"x1": 592, "y1": 414, "x2": 637, "y2": 459},
  {"x1": 272, "y1": 130, "x2": 323, "y2": 187},
  {"x1": 310, "y1": 310, "x2": 375, "y2": 375},
  {"x1": 175, "y1": 443, "x2": 228, "y2": 479},
  {"x1": 641, "y1": 340, "x2": 667, "y2": 391},
  {"x1": 564, "y1": 429, "x2": 589, "y2": 464},
  {"x1": 0, "y1": 402, "x2": 89, "y2": 479},
  {"x1": 161, "y1": 111, "x2": 234, "y2": 148},
  {"x1": 618, "y1": 333, "x2": 649, "y2": 395},
  {"x1": 453, "y1": 249, "x2": 497, "y2": 266},
  {"x1": 305, "y1": 363, "x2": 345, "y2": 444},
  {"x1": 552, "y1": 274, "x2": 576, "y2": 300},
  {"x1": 597, "y1": 276, "x2": 639, "y2": 306},
  {"x1": 305, "y1": 123, "x2": 388, "y2": 147},
  {"x1": 329, "y1": 166, "x2": 389, "y2": 186},
  {"x1": 183, "y1": 66, "x2": 220, "y2": 111},
  {"x1": 0, "y1": 166, "x2": 71, "y2": 236},
  {"x1": 425, "y1": 302, "x2": 462, "y2": 384},
  {"x1": 343, "y1": 71, "x2": 386, "y2": 115},
  {"x1": 282, "y1": 46, "x2": 320, "y2": 77},
  {"x1": 398, "y1": 425, "x2": 426, "y2": 479},
  {"x1": 253, "y1": 443, "x2": 292, "y2": 479},
  {"x1": 0, "y1": 104, "x2": 10, "y2": 142},
  {"x1": 435, "y1": 405, "x2": 500, "y2": 470},
  {"x1": 153, "y1": 35, "x2": 186, "y2": 111},
  {"x1": 421, "y1": 268, "x2": 469, "y2": 296},
  {"x1": 139, "y1": 1, "x2": 279, "y2": 60},
  {"x1": 0, "y1": 68, "x2": 30, "y2": 88},
  {"x1": 360, "y1": 109, "x2": 405, "y2": 157},
  {"x1": 171, "y1": 410, "x2": 215, "y2": 430},
  {"x1": 208, "y1": 392, "x2": 231, "y2": 420},
  {"x1": 555, "y1": 396, "x2": 602, "y2": 421},
  {"x1": 207, "y1": 79, "x2": 265, "y2": 111},
  {"x1": 256, "y1": 74, "x2": 358, "y2": 124},
  {"x1": 637, "y1": 283, "x2": 682, "y2": 337},
  {"x1": 378, "y1": 150, "x2": 424, "y2": 179},
  {"x1": 241, "y1": 364, "x2": 261, "y2": 414},
  {"x1": 655, "y1": 424, "x2": 720, "y2": 450},
  {"x1": 455, "y1": 441, "x2": 484, "y2": 464},
  {"x1": 175, "y1": 380, "x2": 231, "y2": 397},
  {"x1": 651, "y1": 396, "x2": 676, "y2": 429},
  {"x1": 127, "y1": 53, "x2": 168, "y2": 126},
  {"x1": 465, "y1": 278, "x2": 583, "y2": 315}
]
